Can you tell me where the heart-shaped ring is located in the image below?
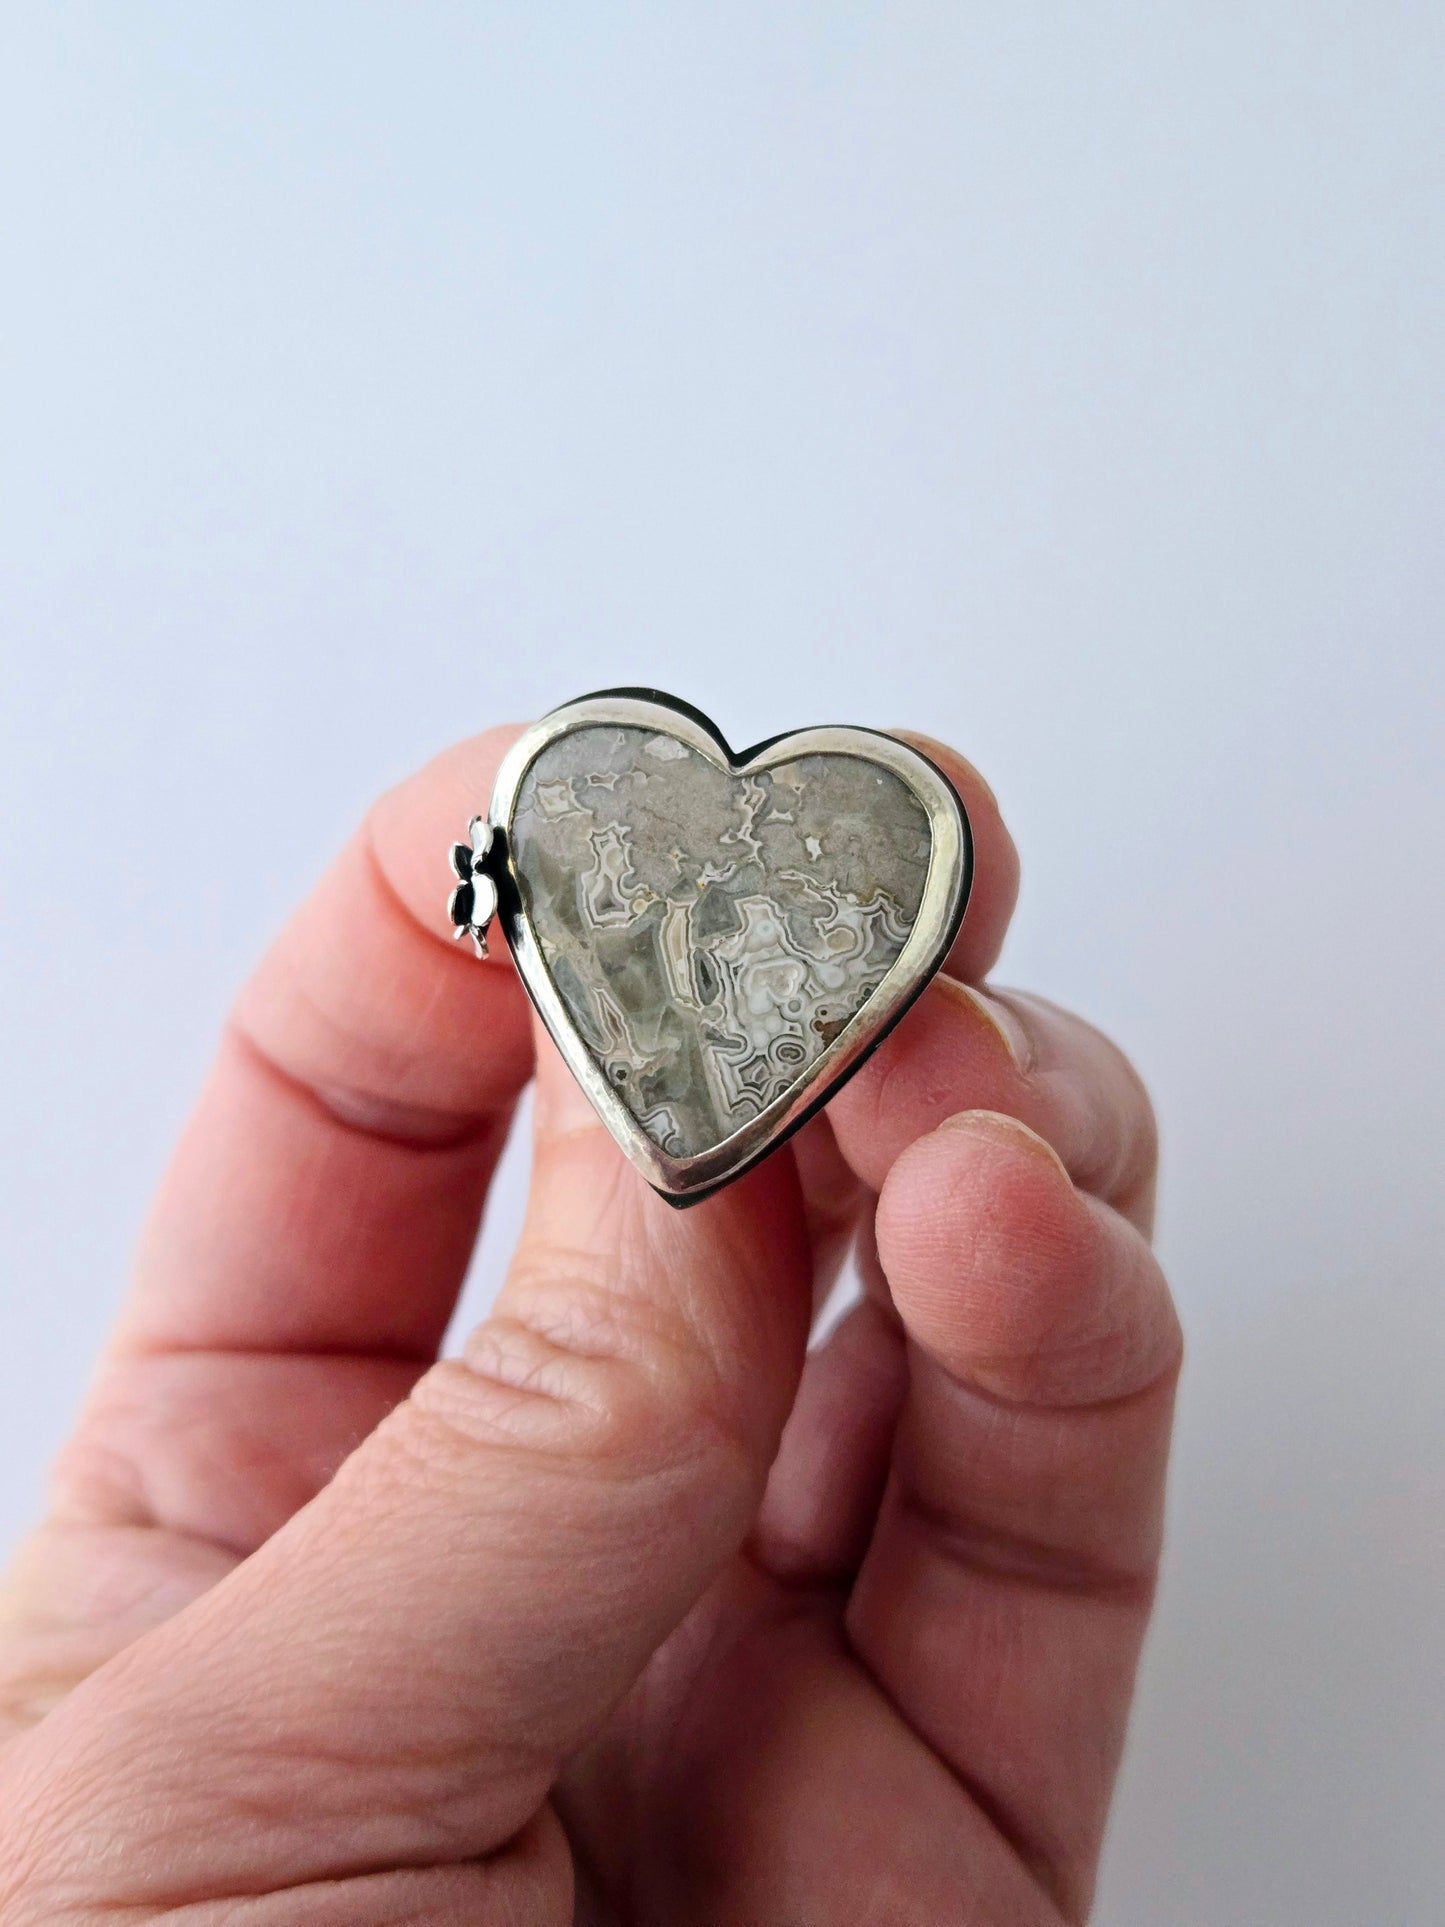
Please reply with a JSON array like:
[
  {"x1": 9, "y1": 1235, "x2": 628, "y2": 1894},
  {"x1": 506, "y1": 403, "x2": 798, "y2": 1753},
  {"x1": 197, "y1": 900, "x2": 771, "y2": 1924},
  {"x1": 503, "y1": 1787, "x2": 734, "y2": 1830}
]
[{"x1": 451, "y1": 689, "x2": 972, "y2": 1204}]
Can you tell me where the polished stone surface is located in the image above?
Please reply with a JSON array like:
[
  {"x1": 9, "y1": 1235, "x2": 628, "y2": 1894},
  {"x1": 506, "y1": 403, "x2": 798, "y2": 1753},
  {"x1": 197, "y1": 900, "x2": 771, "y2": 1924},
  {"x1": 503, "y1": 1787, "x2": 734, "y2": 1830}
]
[{"x1": 511, "y1": 724, "x2": 933, "y2": 1160}]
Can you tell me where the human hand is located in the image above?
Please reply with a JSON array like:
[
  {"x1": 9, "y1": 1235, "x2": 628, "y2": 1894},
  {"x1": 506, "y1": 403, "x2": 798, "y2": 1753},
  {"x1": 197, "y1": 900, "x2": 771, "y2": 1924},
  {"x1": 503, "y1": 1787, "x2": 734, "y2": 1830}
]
[{"x1": 0, "y1": 726, "x2": 1176, "y2": 1925}]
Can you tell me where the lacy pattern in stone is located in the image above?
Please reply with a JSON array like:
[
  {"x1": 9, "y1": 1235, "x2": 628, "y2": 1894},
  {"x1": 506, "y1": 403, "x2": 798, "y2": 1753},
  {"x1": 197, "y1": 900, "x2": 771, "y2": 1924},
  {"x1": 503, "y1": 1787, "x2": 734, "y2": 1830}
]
[{"x1": 511, "y1": 725, "x2": 933, "y2": 1160}]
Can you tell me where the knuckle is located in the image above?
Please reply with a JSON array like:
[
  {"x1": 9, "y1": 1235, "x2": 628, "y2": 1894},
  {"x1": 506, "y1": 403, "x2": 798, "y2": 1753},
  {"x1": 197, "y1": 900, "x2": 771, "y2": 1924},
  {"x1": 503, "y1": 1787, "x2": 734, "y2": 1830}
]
[{"x1": 384, "y1": 1265, "x2": 755, "y2": 1496}]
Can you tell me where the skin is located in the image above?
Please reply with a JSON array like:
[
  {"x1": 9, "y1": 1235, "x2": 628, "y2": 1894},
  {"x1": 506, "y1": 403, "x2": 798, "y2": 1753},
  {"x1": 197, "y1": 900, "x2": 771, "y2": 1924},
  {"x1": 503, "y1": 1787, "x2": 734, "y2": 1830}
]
[{"x1": 0, "y1": 726, "x2": 1178, "y2": 1925}]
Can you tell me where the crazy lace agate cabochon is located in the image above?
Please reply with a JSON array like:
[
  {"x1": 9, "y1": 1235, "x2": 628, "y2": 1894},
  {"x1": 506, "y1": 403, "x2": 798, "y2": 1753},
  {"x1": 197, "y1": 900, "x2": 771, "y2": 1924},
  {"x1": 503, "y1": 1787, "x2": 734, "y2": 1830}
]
[{"x1": 510, "y1": 724, "x2": 934, "y2": 1162}]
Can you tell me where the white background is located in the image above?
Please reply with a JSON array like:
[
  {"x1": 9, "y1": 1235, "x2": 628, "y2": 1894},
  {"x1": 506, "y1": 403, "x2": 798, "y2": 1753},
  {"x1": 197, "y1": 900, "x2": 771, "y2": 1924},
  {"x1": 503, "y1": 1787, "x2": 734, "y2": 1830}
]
[{"x1": 1, "y1": 6, "x2": 1441, "y2": 1920}]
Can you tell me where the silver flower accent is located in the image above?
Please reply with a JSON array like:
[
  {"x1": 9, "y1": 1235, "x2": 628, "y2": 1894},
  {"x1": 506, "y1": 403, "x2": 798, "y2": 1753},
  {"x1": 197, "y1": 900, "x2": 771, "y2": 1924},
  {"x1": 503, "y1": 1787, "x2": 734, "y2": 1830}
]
[{"x1": 447, "y1": 816, "x2": 499, "y2": 957}]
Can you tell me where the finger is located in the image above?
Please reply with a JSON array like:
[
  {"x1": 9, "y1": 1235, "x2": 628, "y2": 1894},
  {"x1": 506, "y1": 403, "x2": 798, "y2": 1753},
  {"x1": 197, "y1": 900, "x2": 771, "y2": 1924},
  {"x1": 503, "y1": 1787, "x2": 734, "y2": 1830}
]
[
  {"x1": 751, "y1": 1296, "x2": 907, "y2": 1581},
  {"x1": 847, "y1": 1112, "x2": 1182, "y2": 1920},
  {"x1": 121, "y1": 722, "x2": 534, "y2": 1360},
  {"x1": 560, "y1": 1563, "x2": 1062, "y2": 1927},
  {"x1": 690, "y1": 736, "x2": 1026, "y2": 1591},
  {"x1": 896, "y1": 733, "x2": 1020, "y2": 983},
  {"x1": 751, "y1": 965, "x2": 1160, "y2": 1579},
  {"x1": 789, "y1": 1113, "x2": 867, "y2": 1312},
  {"x1": 829, "y1": 978, "x2": 1159, "y2": 1229},
  {"x1": 0, "y1": 1034, "x2": 815, "y2": 1911},
  {"x1": 756, "y1": 976, "x2": 1159, "y2": 1570},
  {"x1": 46, "y1": 730, "x2": 533, "y2": 1553},
  {"x1": 0, "y1": 732, "x2": 538, "y2": 1739}
]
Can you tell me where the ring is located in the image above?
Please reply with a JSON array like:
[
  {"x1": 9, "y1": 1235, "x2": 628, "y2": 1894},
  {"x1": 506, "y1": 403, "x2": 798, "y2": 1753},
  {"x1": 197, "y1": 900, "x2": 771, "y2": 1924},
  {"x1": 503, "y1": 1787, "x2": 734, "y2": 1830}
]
[{"x1": 448, "y1": 688, "x2": 971, "y2": 1204}]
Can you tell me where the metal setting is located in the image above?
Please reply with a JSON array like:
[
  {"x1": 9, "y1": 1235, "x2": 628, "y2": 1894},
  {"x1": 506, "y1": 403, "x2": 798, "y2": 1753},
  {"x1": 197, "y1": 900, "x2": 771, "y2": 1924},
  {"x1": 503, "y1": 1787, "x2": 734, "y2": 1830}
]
[{"x1": 453, "y1": 689, "x2": 972, "y2": 1205}]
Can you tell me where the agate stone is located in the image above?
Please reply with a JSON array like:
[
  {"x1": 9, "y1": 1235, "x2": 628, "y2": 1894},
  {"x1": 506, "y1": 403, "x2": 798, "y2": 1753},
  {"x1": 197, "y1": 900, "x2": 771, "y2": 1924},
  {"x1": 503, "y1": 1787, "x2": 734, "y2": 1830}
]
[{"x1": 510, "y1": 724, "x2": 933, "y2": 1160}]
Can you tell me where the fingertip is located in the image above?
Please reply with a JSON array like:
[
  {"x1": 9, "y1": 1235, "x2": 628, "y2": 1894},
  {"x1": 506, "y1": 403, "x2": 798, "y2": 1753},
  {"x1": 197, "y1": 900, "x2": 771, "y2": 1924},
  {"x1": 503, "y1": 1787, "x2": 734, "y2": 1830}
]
[
  {"x1": 876, "y1": 1111, "x2": 1080, "y2": 1359},
  {"x1": 369, "y1": 723, "x2": 529, "y2": 942},
  {"x1": 875, "y1": 1111, "x2": 1178, "y2": 1405},
  {"x1": 895, "y1": 731, "x2": 1021, "y2": 981},
  {"x1": 935, "y1": 978, "x2": 1035, "y2": 1072},
  {"x1": 827, "y1": 977, "x2": 1025, "y2": 1192}
]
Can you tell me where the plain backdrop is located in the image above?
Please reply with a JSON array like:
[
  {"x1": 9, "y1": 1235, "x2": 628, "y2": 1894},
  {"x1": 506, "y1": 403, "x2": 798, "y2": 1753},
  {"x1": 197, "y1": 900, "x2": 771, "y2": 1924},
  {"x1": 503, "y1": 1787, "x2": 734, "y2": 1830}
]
[{"x1": 1, "y1": 6, "x2": 1441, "y2": 1921}]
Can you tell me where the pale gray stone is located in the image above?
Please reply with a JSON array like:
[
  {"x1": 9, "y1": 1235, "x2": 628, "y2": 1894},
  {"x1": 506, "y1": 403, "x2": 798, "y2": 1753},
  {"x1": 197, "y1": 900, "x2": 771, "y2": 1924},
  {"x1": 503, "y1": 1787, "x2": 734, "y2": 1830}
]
[{"x1": 511, "y1": 724, "x2": 932, "y2": 1160}]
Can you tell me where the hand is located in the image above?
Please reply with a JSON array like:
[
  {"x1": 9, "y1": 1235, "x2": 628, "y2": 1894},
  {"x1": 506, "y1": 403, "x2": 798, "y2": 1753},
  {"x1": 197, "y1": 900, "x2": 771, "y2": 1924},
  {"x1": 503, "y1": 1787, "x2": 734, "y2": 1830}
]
[{"x1": 0, "y1": 727, "x2": 1176, "y2": 1925}]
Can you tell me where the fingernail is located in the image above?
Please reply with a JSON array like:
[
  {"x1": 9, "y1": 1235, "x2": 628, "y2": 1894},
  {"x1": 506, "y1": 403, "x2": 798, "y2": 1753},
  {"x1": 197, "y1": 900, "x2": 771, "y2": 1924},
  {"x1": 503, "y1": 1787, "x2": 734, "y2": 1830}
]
[
  {"x1": 935, "y1": 978, "x2": 1036, "y2": 1073},
  {"x1": 936, "y1": 1108, "x2": 1071, "y2": 1183}
]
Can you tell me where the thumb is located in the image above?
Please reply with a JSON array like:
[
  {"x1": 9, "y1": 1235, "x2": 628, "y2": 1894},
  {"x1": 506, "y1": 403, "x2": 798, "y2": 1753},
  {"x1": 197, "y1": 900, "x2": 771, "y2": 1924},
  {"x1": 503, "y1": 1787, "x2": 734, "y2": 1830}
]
[{"x1": 0, "y1": 1030, "x2": 813, "y2": 1911}]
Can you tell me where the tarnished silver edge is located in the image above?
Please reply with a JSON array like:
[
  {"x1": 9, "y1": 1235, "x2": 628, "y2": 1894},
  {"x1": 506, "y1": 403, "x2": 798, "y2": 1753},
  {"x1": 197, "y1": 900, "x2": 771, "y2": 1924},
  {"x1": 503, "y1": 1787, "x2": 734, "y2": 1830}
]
[{"x1": 488, "y1": 693, "x2": 972, "y2": 1204}]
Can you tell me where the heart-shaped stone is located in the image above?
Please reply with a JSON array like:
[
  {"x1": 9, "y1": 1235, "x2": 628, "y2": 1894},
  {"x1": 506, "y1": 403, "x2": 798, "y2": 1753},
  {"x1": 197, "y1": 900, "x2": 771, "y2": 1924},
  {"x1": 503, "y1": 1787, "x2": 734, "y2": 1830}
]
[{"x1": 489, "y1": 692, "x2": 970, "y2": 1202}]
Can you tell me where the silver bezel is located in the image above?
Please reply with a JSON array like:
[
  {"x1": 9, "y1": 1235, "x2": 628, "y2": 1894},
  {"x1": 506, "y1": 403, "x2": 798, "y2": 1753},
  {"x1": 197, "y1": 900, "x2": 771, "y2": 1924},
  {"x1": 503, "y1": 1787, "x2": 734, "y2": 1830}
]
[{"x1": 489, "y1": 691, "x2": 972, "y2": 1204}]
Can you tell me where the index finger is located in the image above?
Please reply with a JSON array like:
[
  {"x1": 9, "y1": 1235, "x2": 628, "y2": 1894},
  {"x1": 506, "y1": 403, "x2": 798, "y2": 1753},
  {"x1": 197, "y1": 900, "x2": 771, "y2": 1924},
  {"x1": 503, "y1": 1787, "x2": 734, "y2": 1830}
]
[
  {"x1": 42, "y1": 729, "x2": 536, "y2": 1579},
  {"x1": 118, "y1": 725, "x2": 533, "y2": 1362}
]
